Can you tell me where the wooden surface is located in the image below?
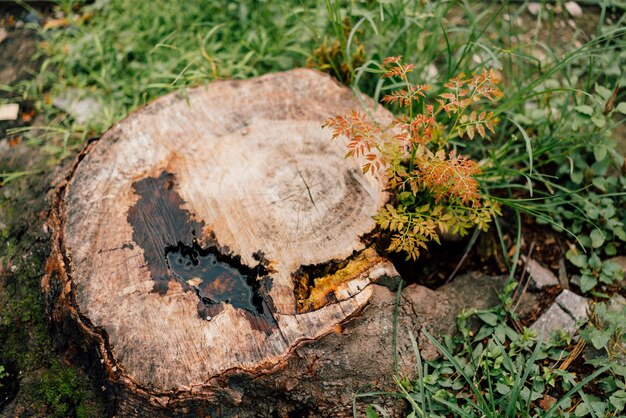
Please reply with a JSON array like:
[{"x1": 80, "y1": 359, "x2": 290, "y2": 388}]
[{"x1": 49, "y1": 69, "x2": 398, "y2": 393}]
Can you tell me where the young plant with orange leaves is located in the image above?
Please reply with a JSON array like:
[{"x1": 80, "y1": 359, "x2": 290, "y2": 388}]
[{"x1": 325, "y1": 57, "x2": 503, "y2": 260}]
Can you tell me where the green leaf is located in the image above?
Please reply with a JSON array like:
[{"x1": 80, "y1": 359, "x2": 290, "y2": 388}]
[
  {"x1": 366, "y1": 405, "x2": 379, "y2": 418},
  {"x1": 605, "y1": 243, "x2": 617, "y2": 256},
  {"x1": 494, "y1": 324, "x2": 506, "y2": 343},
  {"x1": 610, "y1": 390, "x2": 626, "y2": 411},
  {"x1": 614, "y1": 227, "x2": 626, "y2": 241},
  {"x1": 588, "y1": 253, "x2": 602, "y2": 270},
  {"x1": 567, "y1": 251, "x2": 587, "y2": 268},
  {"x1": 580, "y1": 274, "x2": 597, "y2": 293},
  {"x1": 496, "y1": 382, "x2": 510, "y2": 395},
  {"x1": 616, "y1": 102, "x2": 626, "y2": 114},
  {"x1": 595, "y1": 84, "x2": 612, "y2": 100},
  {"x1": 609, "y1": 148, "x2": 624, "y2": 166},
  {"x1": 590, "y1": 229, "x2": 605, "y2": 248},
  {"x1": 591, "y1": 114, "x2": 606, "y2": 128},
  {"x1": 473, "y1": 325, "x2": 494, "y2": 341},
  {"x1": 574, "y1": 402, "x2": 589, "y2": 416},
  {"x1": 602, "y1": 261, "x2": 622, "y2": 278},
  {"x1": 588, "y1": 329, "x2": 610, "y2": 349},
  {"x1": 575, "y1": 105, "x2": 593, "y2": 116},
  {"x1": 593, "y1": 146, "x2": 607, "y2": 162},
  {"x1": 477, "y1": 311, "x2": 499, "y2": 326},
  {"x1": 571, "y1": 170, "x2": 583, "y2": 184}
]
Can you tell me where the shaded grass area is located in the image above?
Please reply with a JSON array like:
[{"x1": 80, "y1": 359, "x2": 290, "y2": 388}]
[
  {"x1": 0, "y1": 0, "x2": 625, "y2": 417},
  {"x1": 5, "y1": 0, "x2": 331, "y2": 155}
]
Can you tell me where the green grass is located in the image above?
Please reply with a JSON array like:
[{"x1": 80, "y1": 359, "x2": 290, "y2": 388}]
[{"x1": 1, "y1": 0, "x2": 626, "y2": 417}]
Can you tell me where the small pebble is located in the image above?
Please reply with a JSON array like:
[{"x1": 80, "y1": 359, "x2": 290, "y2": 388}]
[
  {"x1": 524, "y1": 257, "x2": 559, "y2": 289},
  {"x1": 528, "y1": 3, "x2": 541, "y2": 15},
  {"x1": 565, "y1": 1, "x2": 583, "y2": 18},
  {"x1": 422, "y1": 63, "x2": 438, "y2": 82}
]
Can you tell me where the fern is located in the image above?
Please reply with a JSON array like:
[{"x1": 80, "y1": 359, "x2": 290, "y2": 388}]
[{"x1": 325, "y1": 57, "x2": 503, "y2": 260}]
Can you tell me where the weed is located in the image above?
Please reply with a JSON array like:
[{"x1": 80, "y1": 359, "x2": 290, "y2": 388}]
[
  {"x1": 325, "y1": 58, "x2": 502, "y2": 260},
  {"x1": 359, "y1": 306, "x2": 616, "y2": 418},
  {"x1": 566, "y1": 251, "x2": 624, "y2": 293},
  {"x1": 578, "y1": 301, "x2": 626, "y2": 416}
]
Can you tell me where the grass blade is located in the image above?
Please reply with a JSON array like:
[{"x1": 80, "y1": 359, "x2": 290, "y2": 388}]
[{"x1": 544, "y1": 365, "x2": 611, "y2": 418}]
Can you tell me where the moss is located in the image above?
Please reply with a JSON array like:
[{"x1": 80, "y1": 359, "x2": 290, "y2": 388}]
[
  {"x1": 0, "y1": 153, "x2": 105, "y2": 416},
  {"x1": 37, "y1": 361, "x2": 105, "y2": 418}
]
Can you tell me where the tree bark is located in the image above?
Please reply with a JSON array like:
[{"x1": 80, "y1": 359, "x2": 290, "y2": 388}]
[{"x1": 43, "y1": 69, "x2": 503, "y2": 417}]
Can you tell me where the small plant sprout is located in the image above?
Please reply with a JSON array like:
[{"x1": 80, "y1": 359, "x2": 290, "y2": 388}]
[{"x1": 325, "y1": 57, "x2": 503, "y2": 259}]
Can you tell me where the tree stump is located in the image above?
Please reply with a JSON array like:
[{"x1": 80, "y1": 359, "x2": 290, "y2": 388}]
[{"x1": 44, "y1": 69, "x2": 504, "y2": 417}]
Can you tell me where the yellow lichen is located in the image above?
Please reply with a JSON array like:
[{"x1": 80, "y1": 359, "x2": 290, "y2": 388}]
[{"x1": 296, "y1": 248, "x2": 382, "y2": 312}]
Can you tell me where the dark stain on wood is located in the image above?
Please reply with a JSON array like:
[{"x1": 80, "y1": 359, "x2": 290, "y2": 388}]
[
  {"x1": 127, "y1": 171, "x2": 203, "y2": 295},
  {"x1": 165, "y1": 241, "x2": 277, "y2": 332},
  {"x1": 127, "y1": 171, "x2": 275, "y2": 332}
]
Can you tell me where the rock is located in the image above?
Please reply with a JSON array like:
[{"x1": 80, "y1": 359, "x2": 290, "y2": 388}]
[
  {"x1": 524, "y1": 257, "x2": 559, "y2": 289},
  {"x1": 421, "y1": 63, "x2": 438, "y2": 83},
  {"x1": 528, "y1": 3, "x2": 541, "y2": 16},
  {"x1": 565, "y1": 2, "x2": 583, "y2": 18},
  {"x1": 608, "y1": 294, "x2": 626, "y2": 312},
  {"x1": 0, "y1": 30, "x2": 40, "y2": 87},
  {"x1": 0, "y1": 28, "x2": 7, "y2": 45},
  {"x1": 0, "y1": 103, "x2": 19, "y2": 121},
  {"x1": 531, "y1": 304, "x2": 577, "y2": 342},
  {"x1": 52, "y1": 89, "x2": 103, "y2": 124},
  {"x1": 531, "y1": 290, "x2": 589, "y2": 341},
  {"x1": 555, "y1": 290, "x2": 589, "y2": 322}
]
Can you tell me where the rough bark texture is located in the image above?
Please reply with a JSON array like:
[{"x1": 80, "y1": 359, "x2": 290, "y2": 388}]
[{"x1": 44, "y1": 69, "x2": 504, "y2": 416}]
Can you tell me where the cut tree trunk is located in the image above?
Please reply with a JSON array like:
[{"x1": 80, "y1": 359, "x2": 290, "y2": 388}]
[{"x1": 44, "y1": 69, "x2": 503, "y2": 417}]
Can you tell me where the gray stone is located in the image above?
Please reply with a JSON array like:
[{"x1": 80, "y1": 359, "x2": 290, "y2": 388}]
[
  {"x1": 531, "y1": 304, "x2": 577, "y2": 341},
  {"x1": 53, "y1": 89, "x2": 103, "y2": 124},
  {"x1": 525, "y1": 257, "x2": 559, "y2": 289},
  {"x1": 555, "y1": 289, "x2": 589, "y2": 321},
  {"x1": 0, "y1": 30, "x2": 40, "y2": 86},
  {"x1": 530, "y1": 290, "x2": 589, "y2": 341},
  {"x1": 608, "y1": 294, "x2": 626, "y2": 312}
]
